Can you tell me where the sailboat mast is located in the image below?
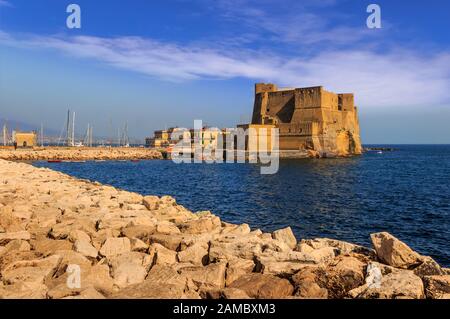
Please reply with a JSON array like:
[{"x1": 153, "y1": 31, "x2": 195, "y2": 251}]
[
  {"x1": 72, "y1": 112, "x2": 76, "y2": 146},
  {"x1": 66, "y1": 109, "x2": 71, "y2": 146},
  {"x1": 2, "y1": 124, "x2": 7, "y2": 146},
  {"x1": 40, "y1": 123, "x2": 44, "y2": 147}
]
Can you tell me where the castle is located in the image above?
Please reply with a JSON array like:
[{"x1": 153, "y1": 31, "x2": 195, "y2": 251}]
[{"x1": 250, "y1": 83, "x2": 362, "y2": 156}]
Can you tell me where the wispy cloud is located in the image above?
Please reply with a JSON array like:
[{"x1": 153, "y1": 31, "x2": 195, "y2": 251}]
[
  {"x1": 1, "y1": 30, "x2": 449, "y2": 109},
  {"x1": 0, "y1": 0, "x2": 12, "y2": 8}
]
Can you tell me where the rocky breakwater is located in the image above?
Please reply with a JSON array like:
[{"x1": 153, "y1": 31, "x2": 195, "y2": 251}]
[
  {"x1": 0, "y1": 147, "x2": 163, "y2": 161},
  {"x1": 0, "y1": 159, "x2": 449, "y2": 299}
]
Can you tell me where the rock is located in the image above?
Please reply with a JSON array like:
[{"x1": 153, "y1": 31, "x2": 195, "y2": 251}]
[
  {"x1": 0, "y1": 240, "x2": 30, "y2": 256},
  {"x1": 31, "y1": 239, "x2": 73, "y2": 256},
  {"x1": 221, "y1": 288, "x2": 251, "y2": 299},
  {"x1": 62, "y1": 287, "x2": 105, "y2": 299},
  {"x1": 320, "y1": 256, "x2": 366, "y2": 298},
  {"x1": 257, "y1": 260, "x2": 310, "y2": 276},
  {"x1": 148, "y1": 233, "x2": 183, "y2": 251},
  {"x1": 349, "y1": 269, "x2": 424, "y2": 299},
  {"x1": 272, "y1": 227, "x2": 297, "y2": 249},
  {"x1": 1, "y1": 255, "x2": 62, "y2": 287},
  {"x1": 412, "y1": 256, "x2": 444, "y2": 278},
  {"x1": 221, "y1": 223, "x2": 251, "y2": 236},
  {"x1": 225, "y1": 258, "x2": 255, "y2": 286},
  {"x1": 177, "y1": 242, "x2": 208, "y2": 265},
  {"x1": 370, "y1": 232, "x2": 422, "y2": 269},
  {"x1": 0, "y1": 231, "x2": 31, "y2": 245},
  {"x1": 143, "y1": 195, "x2": 159, "y2": 210},
  {"x1": 179, "y1": 262, "x2": 227, "y2": 290},
  {"x1": 74, "y1": 240, "x2": 98, "y2": 258},
  {"x1": 155, "y1": 221, "x2": 181, "y2": 235},
  {"x1": 110, "y1": 261, "x2": 147, "y2": 289},
  {"x1": 112, "y1": 281, "x2": 185, "y2": 299},
  {"x1": 229, "y1": 273, "x2": 294, "y2": 299},
  {"x1": 292, "y1": 266, "x2": 328, "y2": 299},
  {"x1": 121, "y1": 225, "x2": 155, "y2": 241},
  {"x1": 422, "y1": 275, "x2": 450, "y2": 299},
  {"x1": 130, "y1": 238, "x2": 148, "y2": 252},
  {"x1": 0, "y1": 282, "x2": 48, "y2": 299},
  {"x1": 145, "y1": 264, "x2": 189, "y2": 288},
  {"x1": 99, "y1": 237, "x2": 131, "y2": 258},
  {"x1": 298, "y1": 238, "x2": 375, "y2": 257},
  {"x1": 179, "y1": 215, "x2": 221, "y2": 235},
  {"x1": 82, "y1": 264, "x2": 115, "y2": 295},
  {"x1": 148, "y1": 243, "x2": 177, "y2": 265},
  {"x1": 68, "y1": 230, "x2": 91, "y2": 243}
]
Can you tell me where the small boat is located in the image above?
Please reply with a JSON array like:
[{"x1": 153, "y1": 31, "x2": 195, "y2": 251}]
[
  {"x1": 47, "y1": 160, "x2": 62, "y2": 163},
  {"x1": 377, "y1": 151, "x2": 383, "y2": 154},
  {"x1": 62, "y1": 160, "x2": 86, "y2": 163},
  {"x1": 95, "y1": 160, "x2": 106, "y2": 162}
]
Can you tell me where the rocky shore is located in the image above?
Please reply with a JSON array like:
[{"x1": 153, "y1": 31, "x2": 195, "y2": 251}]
[
  {"x1": 0, "y1": 147, "x2": 163, "y2": 161},
  {"x1": 0, "y1": 159, "x2": 449, "y2": 299}
]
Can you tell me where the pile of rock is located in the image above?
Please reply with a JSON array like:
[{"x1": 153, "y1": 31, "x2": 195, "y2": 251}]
[
  {"x1": 0, "y1": 159, "x2": 449, "y2": 299},
  {"x1": 0, "y1": 147, "x2": 162, "y2": 161}
]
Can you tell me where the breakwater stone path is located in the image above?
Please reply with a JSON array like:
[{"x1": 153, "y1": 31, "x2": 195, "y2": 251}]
[
  {"x1": 0, "y1": 147, "x2": 163, "y2": 161},
  {"x1": 0, "y1": 159, "x2": 449, "y2": 299}
]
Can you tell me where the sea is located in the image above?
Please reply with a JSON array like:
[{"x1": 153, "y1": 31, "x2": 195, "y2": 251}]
[{"x1": 32, "y1": 145, "x2": 450, "y2": 267}]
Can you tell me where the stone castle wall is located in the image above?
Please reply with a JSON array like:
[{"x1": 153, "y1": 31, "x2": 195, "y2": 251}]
[{"x1": 251, "y1": 83, "x2": 362, "y2": 156}]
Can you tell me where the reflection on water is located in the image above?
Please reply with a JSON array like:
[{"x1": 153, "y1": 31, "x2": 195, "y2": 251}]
[{"x1": 33, "y1": 145, "x2": 450, "y2": 266}]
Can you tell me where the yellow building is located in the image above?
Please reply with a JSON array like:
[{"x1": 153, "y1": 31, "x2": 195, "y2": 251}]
[
  {"x1": 13, "y1": 131, "x2": 37, "y2": 148},
  {"x1": 237, "y1": 124, "x2": 276, "y2": 153}
]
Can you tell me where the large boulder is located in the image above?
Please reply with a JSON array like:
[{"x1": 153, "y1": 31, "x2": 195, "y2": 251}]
[
  {"x1": 225, "y1": 258, "x2": 255, "y2": 286},
  {"x1": 291, "y1": 266, "x2": 328, "y2": 299},
  {"x1": 148, "y1": 243, "x2": 177, "y2": 266},
  {"x1": 177, "y1": 242, "x2": 208, "y2": 265},
  {"x1": 370, "y1": 232, "x2": 422, "y2": 269},
  {"x1": 73, "y1": 240, "x2": 98, "y2": 258},
  {"x1": 99, "y1": 237, "x2": 131, "y2": 258},
  {"x1": 422, "y1": 275, "x2": 450, "y2": 299},
  {"x1": 319, "y1": 256, "x2": 366, "y2": 298},
  {"x1": 349, "y1": 268, "x2": 424, "y2": 299},
  {"x1": 272, "y1": 227, "x2": 297, "y2": 250},
  {"x1": 178, "y1": 262, "x2": 227, "y2": 290},
  {"x1": 0, "y1": 231, "x2": 31, "y2": 245},
  {"x1": 229, "y1": 273, "x2": 294, "y2": 298},
  {"x1": 1, "y1": 255, "x2": 62, "y2": 288}
]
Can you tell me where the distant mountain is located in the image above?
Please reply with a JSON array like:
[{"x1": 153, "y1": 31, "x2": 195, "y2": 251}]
[{"x1": 0, "y1": 118, "x2": 60, "y2": 136}]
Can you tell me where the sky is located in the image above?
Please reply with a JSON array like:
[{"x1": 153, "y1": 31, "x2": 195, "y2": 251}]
[{"x1": 0, "y1": 0, "x2": 450, "y2": 143}]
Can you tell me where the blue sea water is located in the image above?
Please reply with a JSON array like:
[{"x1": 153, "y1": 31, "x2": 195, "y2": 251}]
[{"x1": 32, "y1": 145, "x2": 450, "y2": 267}]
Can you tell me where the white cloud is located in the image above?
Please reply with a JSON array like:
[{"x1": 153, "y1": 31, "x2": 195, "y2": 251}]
[{"x1": 1, "y1": 30, "x2": 449, "y2": 109}]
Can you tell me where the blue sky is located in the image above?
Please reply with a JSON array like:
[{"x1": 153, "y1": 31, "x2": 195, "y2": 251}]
[{"x1": 1, "y1": 0, "x2": 450, "y2": 143}]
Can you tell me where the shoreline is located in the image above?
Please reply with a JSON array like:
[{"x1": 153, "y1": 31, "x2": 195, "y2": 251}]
[{"x1": 0, "y1": 159, "x2": 449, "y2": 299}]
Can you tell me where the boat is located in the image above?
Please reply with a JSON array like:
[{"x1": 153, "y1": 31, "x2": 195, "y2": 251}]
[
  {"x1": 377, "y1": 151, "x2": 383, "y2": 154},
  {"x1": 62, "y1": 160, "x2": 86, "y2": 163}
]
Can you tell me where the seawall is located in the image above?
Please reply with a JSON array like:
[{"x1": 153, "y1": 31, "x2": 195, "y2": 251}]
[
  {"x1": 0, "y1": 159, "x2": 448, "y2": 299},
  {"x1": 0, "y1": 147, "x2": 163, "y2": 161}
]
